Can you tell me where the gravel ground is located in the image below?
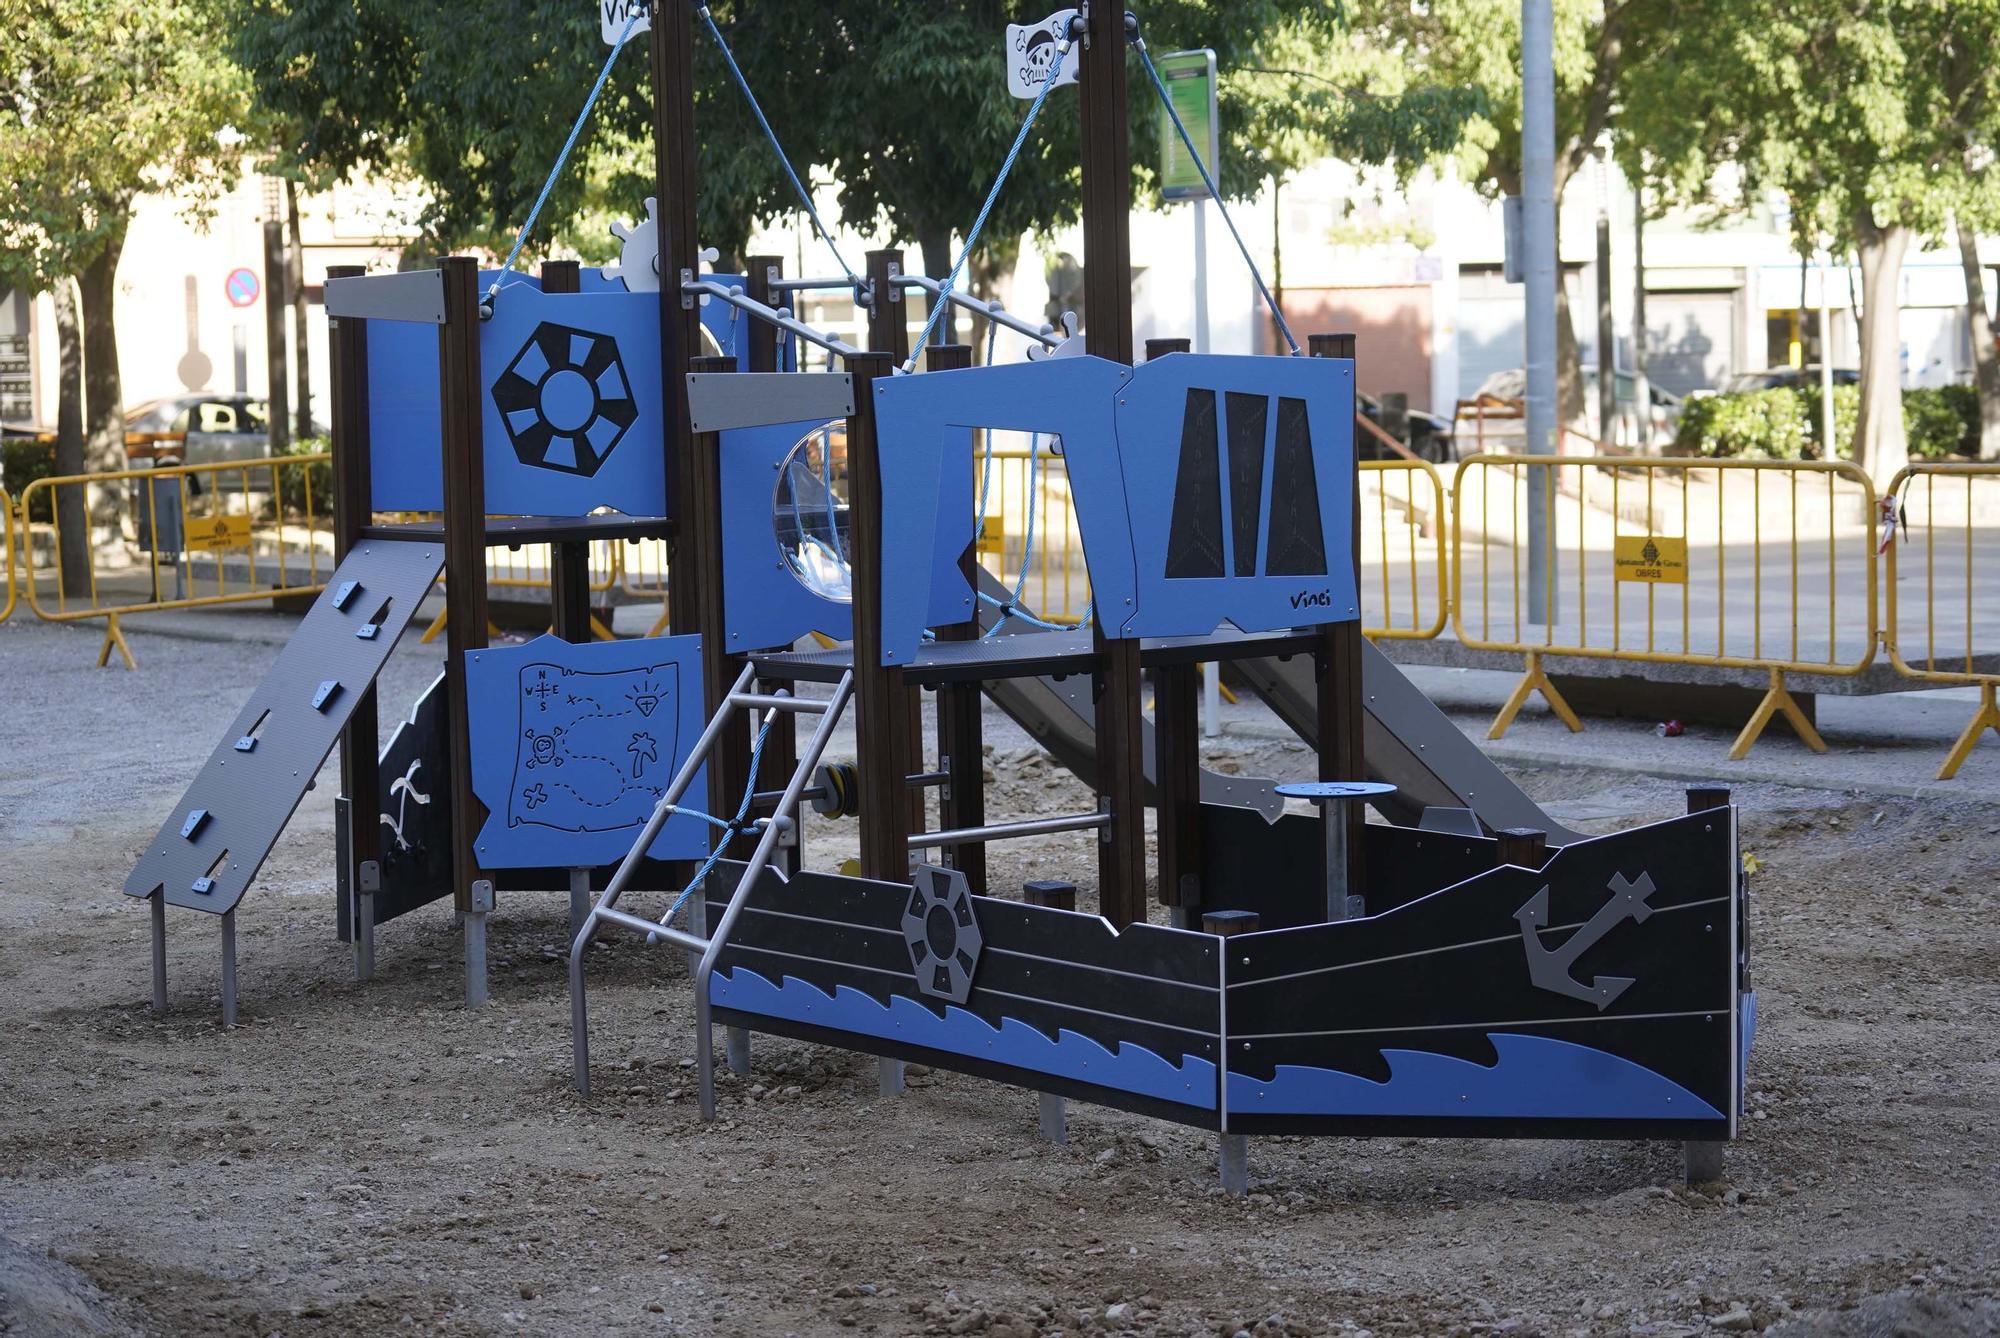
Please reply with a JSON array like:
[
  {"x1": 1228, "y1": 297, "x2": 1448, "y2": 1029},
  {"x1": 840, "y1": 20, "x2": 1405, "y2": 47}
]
[{"x1": 1, "y1": 613, "x2": 1996, "y2": 1337}]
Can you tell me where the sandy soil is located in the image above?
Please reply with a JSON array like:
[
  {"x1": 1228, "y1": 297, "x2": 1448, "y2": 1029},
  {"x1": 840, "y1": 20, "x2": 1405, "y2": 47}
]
[{"x1": 2, "y1": 616, "x2": 1997, "y2": 1337}]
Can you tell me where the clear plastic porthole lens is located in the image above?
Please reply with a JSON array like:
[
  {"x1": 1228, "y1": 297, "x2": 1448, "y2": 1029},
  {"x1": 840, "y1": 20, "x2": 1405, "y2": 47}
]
[{"x1": 772, "y1": 420, "x2": 853, "y2": 602}]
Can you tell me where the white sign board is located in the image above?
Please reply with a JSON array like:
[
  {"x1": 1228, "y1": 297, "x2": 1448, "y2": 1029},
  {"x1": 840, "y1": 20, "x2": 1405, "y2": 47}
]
[
  {"x1": 600, "y1": 0, "x2": 652, "y2": 47},
  {"x1": 1006, "y1": 9, "x2": 1079, "y2": 99}
]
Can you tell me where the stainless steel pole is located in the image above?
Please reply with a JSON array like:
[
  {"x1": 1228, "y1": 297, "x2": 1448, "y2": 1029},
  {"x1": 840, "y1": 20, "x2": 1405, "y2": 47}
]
[{"x1": 1522, "y1": 0, "x2": 1558, "y2": 625}]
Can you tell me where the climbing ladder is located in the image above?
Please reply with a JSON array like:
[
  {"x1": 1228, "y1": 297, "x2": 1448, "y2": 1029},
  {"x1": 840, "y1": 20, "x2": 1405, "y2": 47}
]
[{"x1": 568, "y1": 663, "x2": 856, "y2": 1116}]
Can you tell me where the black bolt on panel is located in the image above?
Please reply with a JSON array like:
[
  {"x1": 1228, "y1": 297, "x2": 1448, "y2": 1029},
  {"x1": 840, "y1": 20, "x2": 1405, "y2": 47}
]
[{"x1": 123, "y1": 541, "x2": 445, "y2": 914}]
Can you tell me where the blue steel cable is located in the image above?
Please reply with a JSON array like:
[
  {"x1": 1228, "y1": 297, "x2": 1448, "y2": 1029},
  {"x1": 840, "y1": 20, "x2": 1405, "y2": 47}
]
[
  {"x1": 1134, "y1": 42, "x2": 1302, "y2": 356},
  {"x1": 902, "y1": 36, "x2": 1075, "y2": 371},
  {"x1": 662, "y1": 708, "x2": 779, "y2": 927},
  {"x1": 486, "y1": 10, "x2": 642, "y2": 308},
  {"x1": 696, "y1": 4, "x2": 862, "y2": 291}
]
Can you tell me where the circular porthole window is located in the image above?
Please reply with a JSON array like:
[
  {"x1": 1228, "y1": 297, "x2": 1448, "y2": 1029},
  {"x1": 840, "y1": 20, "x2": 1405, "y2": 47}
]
[{"x1": 771, "y1": 421, "x2": 852, "y2": 602}]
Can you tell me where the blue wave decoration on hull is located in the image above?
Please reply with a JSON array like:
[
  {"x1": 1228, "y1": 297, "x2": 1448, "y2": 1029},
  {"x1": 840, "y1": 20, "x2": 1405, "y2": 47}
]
[
  {"x1": 712, "y1": 967, "x2": 1216, "y2": 1110},
  {"x1": 1739, "y1": 991, "x2": 1757, "y2": 1109},
  {"x1": 1227, "y1": 1032, "x2": 1726, "y2": 1122}
]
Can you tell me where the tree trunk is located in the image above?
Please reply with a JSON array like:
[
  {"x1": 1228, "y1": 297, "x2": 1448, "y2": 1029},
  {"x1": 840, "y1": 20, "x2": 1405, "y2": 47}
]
[
  {"x1": 289, "y1": 180, "x2": 313, "y2": 440},
  {"x1": 1957, "y1": 215, "x2": 2000, "y2": 460},
  {"x1": 1853, "y1": 213, "x2": 1910, "y2": 482},
  {"x1": 76, "y1": 221, "x2": 129, "y2": 540},
  {"x1": 1554, "y1": 267, "x2": 1588, "y2": 442},
  {"x1": 50, "y1": 278, "x2": 90, "y2": 597},
  {"x1": 918, "y1": 224, "x2": 958, "y2": 348}
]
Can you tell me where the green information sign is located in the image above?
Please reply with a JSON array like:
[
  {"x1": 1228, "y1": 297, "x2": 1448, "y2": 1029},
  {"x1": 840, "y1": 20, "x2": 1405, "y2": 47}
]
[{"x1": 1157, "y1": 49, "x2": 1219, "y2": 202}]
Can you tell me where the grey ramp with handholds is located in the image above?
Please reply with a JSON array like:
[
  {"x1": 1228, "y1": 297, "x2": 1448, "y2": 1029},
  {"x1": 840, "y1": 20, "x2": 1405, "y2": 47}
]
[{"x1": 124, "y1": 541, "x2": 446, "y2": 914}]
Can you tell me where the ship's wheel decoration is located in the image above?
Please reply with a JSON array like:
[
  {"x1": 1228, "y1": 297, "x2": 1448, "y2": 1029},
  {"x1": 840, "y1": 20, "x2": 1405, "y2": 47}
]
[
  {"x1": 902, "y1": 864, "x2": 983, "y2": 1004},
  {"x1": 493, "y1": 321, "x2": 638, "y2": 477}
]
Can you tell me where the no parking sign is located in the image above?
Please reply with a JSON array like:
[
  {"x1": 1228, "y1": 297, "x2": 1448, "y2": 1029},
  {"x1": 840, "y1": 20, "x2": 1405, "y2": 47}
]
[{"x1": 224, "y1": 267, "x2": 260, "y2": 308}]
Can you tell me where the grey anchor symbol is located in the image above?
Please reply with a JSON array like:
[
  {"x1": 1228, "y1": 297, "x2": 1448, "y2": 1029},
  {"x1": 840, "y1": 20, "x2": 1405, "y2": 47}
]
[{"x1": 1515, "y1": 872, "x2": 1657, "y2": 1010}]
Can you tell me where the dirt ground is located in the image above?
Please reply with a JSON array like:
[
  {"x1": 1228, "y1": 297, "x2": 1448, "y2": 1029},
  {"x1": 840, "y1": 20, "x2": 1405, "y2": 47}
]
[{"x1": 2, "y1": 615, "x2": 1997, "y2": 1337}]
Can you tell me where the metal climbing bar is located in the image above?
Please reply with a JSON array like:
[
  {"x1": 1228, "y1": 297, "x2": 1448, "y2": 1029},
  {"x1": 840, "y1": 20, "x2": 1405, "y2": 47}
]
[
  {"x1": 682, "y1": 278, "x2": 863, "y2": 359},
  {"x1": 894, "y1": 274, "x2": 1063, "y2": 350}
]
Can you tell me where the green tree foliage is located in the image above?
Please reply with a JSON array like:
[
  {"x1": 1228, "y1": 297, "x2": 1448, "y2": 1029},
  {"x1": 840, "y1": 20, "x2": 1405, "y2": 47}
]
[
  {"x1": 0, "y1": 0, "x2": 248, "y2": 562},
  {"x1": 1327, "y1": 0, "x2": 1647, "y2": 427},
  {"x1": 230, "y1": 1, "x2": 1479, "y2": 312},
  {"x1": 1618, "y1": 0, "x2": 2000, "y2": 479}
]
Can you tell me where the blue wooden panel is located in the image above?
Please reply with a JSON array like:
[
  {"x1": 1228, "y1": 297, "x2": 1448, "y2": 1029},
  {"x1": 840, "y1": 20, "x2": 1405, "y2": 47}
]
[
  {"x1": 871, "y1": 357, "x2": 1131, "y2": 665},
  {"x1": 868, "y1": 354, "x2": 1358, "y2": 666},
  {"x1": 1114, "y1": 353, "x2": 1357, "y2": 639},
  {"x1": 367, "y1": 270, "x2": 745, "y2": 514},
  {"x1": 464, "y1": 633, "x2": 708, "y2": 869},
  {"x1": 718, "y1": 416, "x2": 977, "y2": 653}
]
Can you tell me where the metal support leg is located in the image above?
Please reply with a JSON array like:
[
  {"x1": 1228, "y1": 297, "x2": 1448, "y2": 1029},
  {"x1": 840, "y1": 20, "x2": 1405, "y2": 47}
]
[
  {"x1": 1167, "y1": 906, "x2": 1198, "y2": 930},
  {"x1": 569, "y1": 939, "x2": 592, "y2": 1095},
  {"x1": 1219, "y1": 1133, "x2": 1248, "y2": 1195},
  {"x1": 354, "y1": 884, "x2": 376, "y2": 983},
  {"x1": 150, "y1": 893, "x2": 167, "y2": 1014},
  {"x1": 219, "y1": 910, "x2": 238, "y2": 1028},
  {"x1": 568, "y1": 867, "x2": 591, "y2": 940},
  {"x1": 464, "y1": 879, "x2": 492, "y2": 1010},
  {"x1": 1323, "y1": 796, "x2": 1350, "y2": 922},
  {"x1": 726, "y1": 1026, "x2": 751, "y2": 1075},
  {"x1": 878, "y1": 1057, "x2": 905, "y2": 1097},
  {"x1": 1683, "y1": 1140, "x2": 1725, "y2": 1185},
  {"x1": 1038, "y1": 1092, "x2": 1067, "y2": 1143}
]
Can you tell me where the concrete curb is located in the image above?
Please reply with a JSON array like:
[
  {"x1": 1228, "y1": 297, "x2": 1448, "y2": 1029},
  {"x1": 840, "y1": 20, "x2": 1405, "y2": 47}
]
[{"x1": 1217, "y1": 717, "x2": 1990, "y2": 803}]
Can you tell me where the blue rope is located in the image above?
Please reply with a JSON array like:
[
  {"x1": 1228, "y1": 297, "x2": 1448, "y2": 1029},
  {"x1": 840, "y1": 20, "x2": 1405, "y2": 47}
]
[
  {"x1": 1134, "y1": 43, "x2": 1301, "y2": 356},
  {"x1": 486, "y1": 10, "x2": 642, "y2": 307},
  {"x1": 902, "y1": 35, "x2": 1074, "y2": 371},
  {"x1": 661, "y1": 708, "x2": 779, "y2": 927},
  {"x1": 697, "y1": 4, "x2": 861, "y2": 290}
]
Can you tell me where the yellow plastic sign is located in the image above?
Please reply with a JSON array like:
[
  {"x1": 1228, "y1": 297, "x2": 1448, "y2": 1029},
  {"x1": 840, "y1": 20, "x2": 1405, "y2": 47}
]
[
  {"x1": 1613, "y1": 535, "x2": 1687, "y2": 584},
  {"x1": 975, "y1": 514, "x2": 1006, "y2": 558},
  {"x1": 185, "y1": 514, "x2": 252, "y2": 552}
]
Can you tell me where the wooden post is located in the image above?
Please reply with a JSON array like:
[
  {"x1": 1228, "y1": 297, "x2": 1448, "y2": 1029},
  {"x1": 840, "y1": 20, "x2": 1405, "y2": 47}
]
[
  {"x1": 328, "y1": 263, "x2": 378, "y2": 943},
  {"x1": 1024, "y1": 880, "x2": 1078, "y2": 911},
  {"x1": 926, "y1": 343, "x2": 986, "y2": 891},
  {"x1": 651, "y1": 0, "x2": 704, "y2": 623},
  {"x1": 1077, "y1": 0, "x2": 1146, "y2": 928},
  {"x1": 1686, "y1": 784, "x2": 1732, "y2": 813},
  {"x1": 1309, "y1": 332, "x2": 1366, "y2": 902},
  {"x1": 1144, "y1": 339, "x2": 1201, "y2": 919},
  {"x1": 865, "y1": 249, "x2": 910, "y2": 366},
  {"x1": 689, "y1": 354, "x2": 752, "y2": 853},
  {"x1": 863, "y1": 252, "x2": 924, "y2": 840},
  {"x1": 437, "y1": 256, "x2": 489, "y2": 914},
  {"x1": 739, "y1": 255, "x2": 795, "y2": 857},
  {"x1": 1493, "y1": 827, "x2": 1549, "y2": 870},
  {"x1": 540, "y1": 260, "x2": 593, "y2": 644},
  {"x1": 651, "y1": 1, "x2": 721, "y2": 831},
  {"x1": 743, "y1": 255, "x2": 783, "y2": 373},
  {"x1": 844, "y1": 352, "x2": 915, "y2": 879}
]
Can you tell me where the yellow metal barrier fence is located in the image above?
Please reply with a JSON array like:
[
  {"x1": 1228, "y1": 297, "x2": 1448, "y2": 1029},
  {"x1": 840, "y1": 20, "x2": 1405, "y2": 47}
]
[
  {"x1": 416, "y1": 531, "x2": 623, "y2": 643},
  {"x1": 1, "y1": 487, "x2": 16, "y2": 625},
  {"x1": 17, "y1": 454, "x2": 333, "y2": 667},
  {"x1": 1452, "y1": 454, "x2": 1878, "y2": 758},
  {"x1": 1885, "y1": 462, "x2": 2000, "y2": 778}
]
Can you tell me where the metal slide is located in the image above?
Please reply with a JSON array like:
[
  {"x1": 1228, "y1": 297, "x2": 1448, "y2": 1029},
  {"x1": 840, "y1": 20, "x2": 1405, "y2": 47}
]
[{"x1": 973, "y1": 571, "x2": 1582, "y2": 842}]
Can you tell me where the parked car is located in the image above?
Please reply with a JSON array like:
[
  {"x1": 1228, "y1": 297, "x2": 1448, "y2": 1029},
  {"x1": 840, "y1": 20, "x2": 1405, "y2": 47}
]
[
  {"x1": 1357, "y1": 393, "x2": 1456, "y2": 463},
  {"x1": 1473, "y1": 367, "x2": 1682, "y2": 449},
  {"x1": 124, "y1": 393, "x2": 278, "y2": 465},
  {"x1": 1719, "y1": 365, "x2": 1859, "y2": 395}
]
